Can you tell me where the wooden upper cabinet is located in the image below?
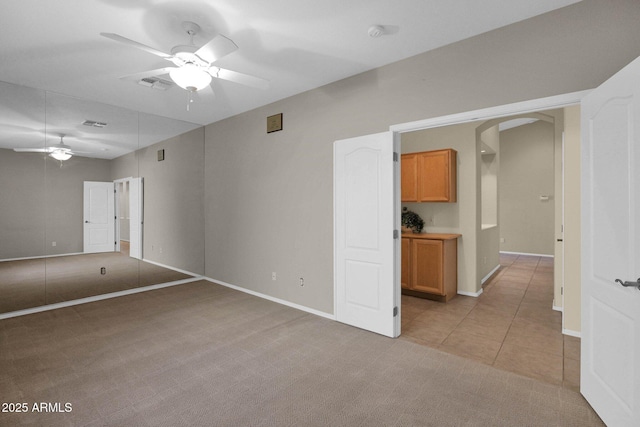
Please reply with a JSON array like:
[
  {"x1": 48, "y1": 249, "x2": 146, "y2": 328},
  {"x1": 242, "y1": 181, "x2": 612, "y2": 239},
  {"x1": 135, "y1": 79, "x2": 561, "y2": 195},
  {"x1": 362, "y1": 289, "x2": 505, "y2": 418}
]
[
  {"x1": 401, "y1": 154, "x2": 418, "y2": 202},
  {"x1": 401, "y1": 149, "x2": 457, "y2": 203}
]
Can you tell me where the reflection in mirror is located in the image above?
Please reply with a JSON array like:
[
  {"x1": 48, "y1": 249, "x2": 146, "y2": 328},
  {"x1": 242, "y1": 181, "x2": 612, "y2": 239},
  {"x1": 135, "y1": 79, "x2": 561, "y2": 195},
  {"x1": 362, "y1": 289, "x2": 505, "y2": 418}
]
[
  {"x1": 136, "y1": 113, "x2": 205, "y2": 277},
  {"x1": 0, "y1": 80, "x2": 204, "y2": 315},
  {"x1": 44, "y1": 92, "x2": 141, "y2": 304},
  {"x1": 0, "y1": 82, "x2": 46, "y2": 312}
]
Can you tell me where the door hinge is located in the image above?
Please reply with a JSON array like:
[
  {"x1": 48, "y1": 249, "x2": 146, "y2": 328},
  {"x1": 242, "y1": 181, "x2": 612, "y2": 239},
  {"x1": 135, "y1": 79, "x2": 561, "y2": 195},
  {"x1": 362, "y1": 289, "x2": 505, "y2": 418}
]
[
  {"x1": 561, "y1": 287, "x2": 563, "y2": 295},
  {"x1": 393, "y1": 306, "x2": 398, "y2": 317},
  {"x1": 393, "y1": 152, "x2": 399, "y2": 162},
  {"x1": 393, "y1": 229, "x2": 399, "y2": 239}
]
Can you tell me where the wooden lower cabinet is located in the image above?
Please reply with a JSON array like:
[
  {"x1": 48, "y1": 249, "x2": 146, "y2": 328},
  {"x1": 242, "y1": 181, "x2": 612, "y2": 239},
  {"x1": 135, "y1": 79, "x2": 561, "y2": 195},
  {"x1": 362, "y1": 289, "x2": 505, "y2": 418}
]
[
  {"x1": 401, "y1": 233, "x2": 460, "y2": 302},
  {"x1": 401, "y1": 238, "x2": 411, "y2": 289}
]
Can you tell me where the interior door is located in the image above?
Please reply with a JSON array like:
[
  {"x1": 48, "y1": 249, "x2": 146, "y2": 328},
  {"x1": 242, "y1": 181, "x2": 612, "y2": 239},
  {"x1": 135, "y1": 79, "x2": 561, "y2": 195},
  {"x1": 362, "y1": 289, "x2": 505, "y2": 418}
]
[
  {"x1": 83, "y1": 181, "x2": 115, "y2": 253},
  {"x1": 129, "y1": 177, "x2": 143, "y2": 260},
  {"x1": 334, "y1": 131, "x2": 399, "y2": 338},
  {"x1": 581, "y1": 56, "x2": 640, "y2": 426}
]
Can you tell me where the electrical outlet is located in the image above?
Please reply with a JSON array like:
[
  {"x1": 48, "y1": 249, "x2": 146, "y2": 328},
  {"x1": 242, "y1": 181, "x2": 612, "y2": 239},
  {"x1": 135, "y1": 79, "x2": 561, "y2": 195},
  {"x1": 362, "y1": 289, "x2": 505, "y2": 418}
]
[
  {"x1": 272, "y1": 272, "x2": 277, "y2": 281},
  {"x1": 52, "y1": 241, "x2": 56, "y2": 247},
  {"x1": 500, "y1": 238, "x2": 505, "y2": 243},
  {"x1": 299, "y1": 278, "x2": 304, "y2": 287}
]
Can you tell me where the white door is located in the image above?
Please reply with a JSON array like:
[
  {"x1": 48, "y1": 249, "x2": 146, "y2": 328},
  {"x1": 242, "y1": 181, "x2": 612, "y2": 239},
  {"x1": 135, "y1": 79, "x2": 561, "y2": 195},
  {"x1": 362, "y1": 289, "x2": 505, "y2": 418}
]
[
  {"x1": 83, "y1": 181, "x2": 115, "y2": 253},
  {"x1": 581, "y1": 56, "x2": 640, "y2": 426},
  {"x1": 129, "y1": 177, "x2": 143, "y2": 259},
  {"x1": 334, "y1": 131, "x2": 400, "y2": 338}
]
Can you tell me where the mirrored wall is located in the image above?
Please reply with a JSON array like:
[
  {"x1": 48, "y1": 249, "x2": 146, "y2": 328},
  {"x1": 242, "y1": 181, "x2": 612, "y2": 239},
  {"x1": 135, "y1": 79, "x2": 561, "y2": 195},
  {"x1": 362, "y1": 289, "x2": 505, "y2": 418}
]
[{"x1": 0, "y1": 80, "x2": 205, "y2": 314}]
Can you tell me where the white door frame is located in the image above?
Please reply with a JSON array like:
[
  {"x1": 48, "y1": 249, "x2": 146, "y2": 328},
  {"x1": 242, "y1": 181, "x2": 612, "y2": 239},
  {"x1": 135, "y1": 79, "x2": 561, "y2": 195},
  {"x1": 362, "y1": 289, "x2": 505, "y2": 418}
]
[
  {"x1": 114, "y1": 176, "x2": 143, "y2": 259},
  {"x1": 387, "y1": 90, "x2": 591, "y2": 311},
  {"x1": 390, "y1": 91, "x2": 591, "y2": 134}
]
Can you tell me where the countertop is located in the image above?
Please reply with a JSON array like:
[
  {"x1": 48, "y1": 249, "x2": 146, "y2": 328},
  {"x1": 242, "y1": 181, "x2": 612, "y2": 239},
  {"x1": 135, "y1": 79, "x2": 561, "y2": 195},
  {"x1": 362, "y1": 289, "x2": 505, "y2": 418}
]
[{"x1": 401, "y1": 232, "x2": 461, "y2": 240}]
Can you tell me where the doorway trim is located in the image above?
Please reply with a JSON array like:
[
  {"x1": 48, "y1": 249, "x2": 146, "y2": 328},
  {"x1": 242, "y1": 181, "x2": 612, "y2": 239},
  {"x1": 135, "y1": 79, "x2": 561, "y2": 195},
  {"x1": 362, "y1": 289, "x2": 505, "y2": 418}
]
[
  {"x1": 386, "y1": 89, "x2": 590, "y2": 332},
  {"x1": 390, "y1": 91, "x2": 591, "y2": 134}
]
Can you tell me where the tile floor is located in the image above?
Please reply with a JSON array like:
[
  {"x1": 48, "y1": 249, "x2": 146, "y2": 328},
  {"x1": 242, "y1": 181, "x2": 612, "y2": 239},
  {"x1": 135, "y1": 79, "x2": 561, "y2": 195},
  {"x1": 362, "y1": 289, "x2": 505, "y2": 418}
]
[{"x1": 400, "y1": 253, "x2": 581, "y2": 391}]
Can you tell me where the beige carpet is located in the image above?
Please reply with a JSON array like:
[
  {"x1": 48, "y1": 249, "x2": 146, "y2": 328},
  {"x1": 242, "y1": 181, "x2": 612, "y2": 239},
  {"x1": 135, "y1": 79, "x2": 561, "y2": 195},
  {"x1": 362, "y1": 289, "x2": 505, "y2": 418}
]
[
  {"x1": 0, "y1": 251, "x2": 193, "y2": 314},
  {"x1": 0, "y1": 280, "x2": 603, "y2": 426}
]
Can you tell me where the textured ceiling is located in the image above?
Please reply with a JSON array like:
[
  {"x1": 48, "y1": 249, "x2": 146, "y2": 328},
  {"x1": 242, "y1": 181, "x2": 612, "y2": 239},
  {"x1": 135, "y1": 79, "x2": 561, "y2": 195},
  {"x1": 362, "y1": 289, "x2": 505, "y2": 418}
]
[
  {"x1": 0, "y1": 1, "x2": 582, "y2": 158},
  {"x1": 0, "y1": 1, "x2": 581, "y2": 126}
]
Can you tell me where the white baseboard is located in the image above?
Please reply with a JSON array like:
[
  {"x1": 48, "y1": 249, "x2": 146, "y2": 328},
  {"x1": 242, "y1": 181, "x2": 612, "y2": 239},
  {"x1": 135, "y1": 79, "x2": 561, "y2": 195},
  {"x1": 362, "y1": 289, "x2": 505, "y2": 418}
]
[
  {"x1": 500, "y1": 251, "x2": 554, "y2": 258},
  {"x1": 481, "y1": 264, "x2": 501, "y2": 285},
  {"x1": 141, "y1": 259, "x2": 201, "y2": 277},
  {"x1": 0, "y1": 252, "x2": 85, "y2": 263},
  {"x1": 563, "y1": 329, "x2": 581, "y2": 338},
  {"x1": 458, "y1": 288, "x2": 483, "y2": 298},
  {"x1": 0, "y1": 276, "x2": 203, "y2": 320},
  {"x1": 204, "y1": 276, "x2": 335, "y2": 320}
]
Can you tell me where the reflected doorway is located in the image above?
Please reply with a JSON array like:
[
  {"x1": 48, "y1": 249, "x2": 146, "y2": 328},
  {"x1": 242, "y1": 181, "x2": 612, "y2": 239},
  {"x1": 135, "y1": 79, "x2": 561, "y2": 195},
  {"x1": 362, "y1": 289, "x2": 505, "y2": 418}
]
[{"x1": 114, "y1": 177, "x2": 143, "y2": 260}]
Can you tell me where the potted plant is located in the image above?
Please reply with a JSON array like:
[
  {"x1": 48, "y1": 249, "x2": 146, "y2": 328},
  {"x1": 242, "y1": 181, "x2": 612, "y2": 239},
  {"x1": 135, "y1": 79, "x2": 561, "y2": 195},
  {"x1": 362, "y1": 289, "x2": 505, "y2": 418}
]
[{"x1": 401, "y1": 207, "x2": 424, "y2": 233}]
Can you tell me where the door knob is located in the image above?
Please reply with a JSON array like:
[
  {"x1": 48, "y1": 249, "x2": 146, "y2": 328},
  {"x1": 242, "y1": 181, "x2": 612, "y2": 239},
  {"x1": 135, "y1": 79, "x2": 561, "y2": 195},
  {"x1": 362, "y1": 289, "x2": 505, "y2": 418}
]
[
  {"x1": 615, "y1": 278, "x2": 640, "y2": 290},
  {"x1": 85, "y1": 220, "x2": 90, "y2": 223}
]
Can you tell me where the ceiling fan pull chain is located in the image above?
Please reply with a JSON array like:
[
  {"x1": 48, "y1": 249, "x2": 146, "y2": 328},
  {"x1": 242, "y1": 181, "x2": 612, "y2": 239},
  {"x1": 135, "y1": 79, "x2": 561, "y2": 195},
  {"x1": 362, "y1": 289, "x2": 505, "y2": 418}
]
[{"x1": 187, "y1": 90, "x2": 194, "y2": 111}]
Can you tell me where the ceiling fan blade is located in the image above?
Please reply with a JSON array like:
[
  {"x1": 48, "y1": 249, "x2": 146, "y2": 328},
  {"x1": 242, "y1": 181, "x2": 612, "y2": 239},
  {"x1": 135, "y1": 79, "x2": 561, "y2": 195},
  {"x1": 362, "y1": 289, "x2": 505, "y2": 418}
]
[
  {"x1": 118, "y1": 67, "x2": 176, "y2": 81},
  {"x1": 101, "y1": 32, "x2": 173, "y2": 59},
  {"x1": 208, "y1": 67, "x2": 269, "y2": 90},
  {"x1": 195, "y1": 35, "x2": 238, "y2": 64}
]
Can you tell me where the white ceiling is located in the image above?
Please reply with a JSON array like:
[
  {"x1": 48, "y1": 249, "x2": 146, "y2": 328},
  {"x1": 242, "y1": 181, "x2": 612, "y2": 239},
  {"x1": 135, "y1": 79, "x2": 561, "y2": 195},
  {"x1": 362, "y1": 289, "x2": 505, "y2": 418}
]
[{"x1": 0, "y1": 0, "x2": 581, "y2": 156}]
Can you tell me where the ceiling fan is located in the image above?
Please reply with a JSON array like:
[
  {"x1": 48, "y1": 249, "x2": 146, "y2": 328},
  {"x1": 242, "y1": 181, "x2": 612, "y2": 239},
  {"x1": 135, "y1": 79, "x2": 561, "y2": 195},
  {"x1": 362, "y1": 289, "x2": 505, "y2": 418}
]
[
  {"x1": 101, "y1": 22, "x2": 269, "y2": 94},
  {"x1": 13, "y1": 135, "x2": 87, "y2": 161}
]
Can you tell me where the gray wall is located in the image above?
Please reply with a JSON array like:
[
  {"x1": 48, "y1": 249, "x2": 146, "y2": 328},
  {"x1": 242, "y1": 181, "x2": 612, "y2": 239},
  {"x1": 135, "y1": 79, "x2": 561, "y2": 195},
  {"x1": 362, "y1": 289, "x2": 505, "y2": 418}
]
[
  {"x1": 499, "y1": 121, "x2": 555, "y2": 255},
  {"x1": 0, "y1": 149, "x2": 111, "y2": 259},
  {"x1": 139, "y1": 128, "x2": 205, "y2": 275},
  {"x1": 110, "y1": 127, "x2": 205, "y2": 275},
  {"x1": 479, "y1": 126, "x2": 501, "y2": 281},
  {"x1": 0, "y1": 150, "x2": 45, "y2": 259},
  {"x1": 202, "y1": 0, "x2": 640, "y2": 315}
]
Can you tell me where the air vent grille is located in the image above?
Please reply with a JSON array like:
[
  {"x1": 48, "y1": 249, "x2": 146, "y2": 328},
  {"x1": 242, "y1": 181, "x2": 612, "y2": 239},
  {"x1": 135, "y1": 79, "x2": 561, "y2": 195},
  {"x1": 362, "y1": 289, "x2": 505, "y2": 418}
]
[
  {"x1": 82, "y1": 120, "x2": 107, "y2": 128},
  {"x1": 138, "y1": 77, "x2": 173, "y2": 91}
]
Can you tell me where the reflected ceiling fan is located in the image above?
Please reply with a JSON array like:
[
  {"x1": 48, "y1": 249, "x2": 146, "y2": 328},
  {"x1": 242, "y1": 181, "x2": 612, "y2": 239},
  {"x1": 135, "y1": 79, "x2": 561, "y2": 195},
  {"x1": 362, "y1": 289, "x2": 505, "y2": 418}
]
[
  {"x1": 101, "y1": 21, "x2": 269, "y2": 95},
  {"x1": 13, "y1": 135, "x2": 88, "y2": 161}
]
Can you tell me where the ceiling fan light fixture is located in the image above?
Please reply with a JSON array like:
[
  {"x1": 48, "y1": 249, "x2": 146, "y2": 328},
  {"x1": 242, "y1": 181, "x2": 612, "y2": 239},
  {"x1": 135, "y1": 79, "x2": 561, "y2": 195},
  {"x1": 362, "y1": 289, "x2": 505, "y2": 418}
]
[
  {"x1": 50, "y1": 149, "x2": 72, "y2": 161},
  {"x1": 170, "y1": 64, "x2": 212, "y2": 91}
]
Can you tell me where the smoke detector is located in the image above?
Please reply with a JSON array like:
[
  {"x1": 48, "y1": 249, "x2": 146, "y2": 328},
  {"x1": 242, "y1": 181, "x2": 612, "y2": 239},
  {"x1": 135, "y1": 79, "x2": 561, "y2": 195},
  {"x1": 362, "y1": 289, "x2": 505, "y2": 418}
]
[{"x1": 368, "y1": 25, "x2": 385, "y2": 38}]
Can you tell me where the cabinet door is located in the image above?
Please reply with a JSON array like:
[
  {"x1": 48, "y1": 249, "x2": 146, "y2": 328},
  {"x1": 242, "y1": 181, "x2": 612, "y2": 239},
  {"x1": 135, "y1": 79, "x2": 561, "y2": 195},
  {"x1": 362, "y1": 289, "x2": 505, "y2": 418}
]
[
  {"x1": 401, "y1": 154, "x2": 418, "y2": 202},
  {"x1": 401, "y1": 238, "x2": 411, "y2": 289},
  {"x1": 412, "y1": 239, "x2": 444, "y2": 295},
  {"x1": 418, "y1": 149, "x2": 456, "y2": 202}
]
